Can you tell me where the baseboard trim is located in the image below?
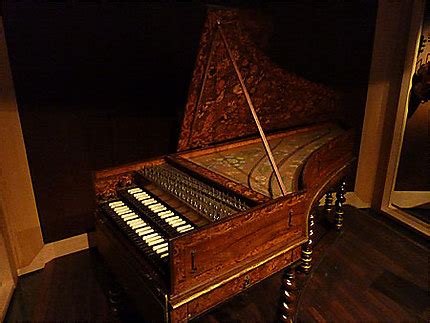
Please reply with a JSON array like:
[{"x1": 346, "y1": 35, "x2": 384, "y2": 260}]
[
  {"x1": 17, "y1": 233, "x2": 89, "y2": 276},
  {"x1": 391, "y1": 191, "x2": 430, "y2": 208},
  {"x1": 0, "y1": 280, "x2": 15, "y2": 321},
  {"x1": 345, "y1": 192, "x2": 371, "y2": 208}
]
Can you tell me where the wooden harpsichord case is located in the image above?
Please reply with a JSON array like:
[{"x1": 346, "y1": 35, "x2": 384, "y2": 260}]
[{"x1": 94, "y1": 7, "x2": 356, "y2": 322}]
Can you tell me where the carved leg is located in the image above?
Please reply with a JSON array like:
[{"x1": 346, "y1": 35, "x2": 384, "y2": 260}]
[
  {"x1": 300, "y1": 212, "x2": 315, "y2": 274},
  {"x1": 324, "y1": 191, "x2": 334, "y2": 216},
  {"x1": 334, "y1": 180, "x2": 346, "y2": 231},
  {"x1": 279, "y1": 267, "x2": 297, "y2": 322},
  {"x1": 107, "y1": 287, "x2": 123, "y2": 316}
]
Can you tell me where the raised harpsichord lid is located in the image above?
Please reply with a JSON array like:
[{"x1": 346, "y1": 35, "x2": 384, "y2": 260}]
[{"x1": 177, "y1": 7, "x2": 339, "y2": 152}]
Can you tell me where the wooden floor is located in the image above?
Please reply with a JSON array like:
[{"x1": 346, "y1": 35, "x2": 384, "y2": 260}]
[{"x1": 5, "y1": 206, "x2": 429, "y2": 322}]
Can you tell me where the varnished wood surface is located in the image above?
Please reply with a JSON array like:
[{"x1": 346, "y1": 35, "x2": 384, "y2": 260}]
[
  {"x1": 5, "y1": 207, "x2": 428, "y2": 322},
  {"x1": 170, "y1": 192, "x2": 307, "y2": 300},
  {"x1": 177, "y1": 8, "x2": 339, "y2": 151}
]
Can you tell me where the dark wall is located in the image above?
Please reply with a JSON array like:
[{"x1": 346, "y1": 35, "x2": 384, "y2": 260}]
[
  {"x1": 2, "y1": 2, "x2": 376, "y2": 243},
  {"x1": 261, "y1": 1, "x2": 377, "y2": 129},
  {"x1": 3, "y1": 3, "x2": 205, "y2": 242}
]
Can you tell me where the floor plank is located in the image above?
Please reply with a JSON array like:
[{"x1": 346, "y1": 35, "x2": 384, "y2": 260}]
[{"x1": 5, "y1": 207, "x2": 429, "y2": 322}]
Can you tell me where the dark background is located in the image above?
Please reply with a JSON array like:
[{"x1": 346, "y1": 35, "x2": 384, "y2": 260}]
[{"x1": 2, "y1": 2, "x2": 377, "y2": 243}]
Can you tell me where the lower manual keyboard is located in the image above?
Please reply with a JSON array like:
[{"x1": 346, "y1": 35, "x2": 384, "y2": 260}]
[{"x1": 101, "y1": 199, "x2": 169, "y2": 269}]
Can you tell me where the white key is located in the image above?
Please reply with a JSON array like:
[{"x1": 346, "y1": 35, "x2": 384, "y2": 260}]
[
  {"x1": 178, "y1": 226, "x2": 193, "y2": 233},
  {"x1": 135, "y1": 197, "x2": 149, "y2": 203},
  {"x1": 160, "y1": 253, "x2": 169, "y2": 258},
  {"x1": 117, "y1": 211, "x2": 133, "y2": 216},
  {"x1": 119, "y1": 209, "x2": 134, "y2": 215},
  {"x1": 160, "y1": 214, "x2": 175, "y2": 220},
  {"x1": 113, "y1": 206, "x2": 131, "y2": 213},
  {"x1": 145, "y1": 236, "x2": 163, "y2": 244},
  {"x1": 109, "y1": 201, "x2": 124, "y2": 207},
  {"x1": 147, "y1": 238, "x2": 165, "y2": 246},
  {"x1": 116, "y1": 209, "x2": 132, "y2": 215},
  {"x1": 131, "y1": 223, "x2": 146, "y2": 230},
  {"x1": 152, "y1": 242, "x2": 168, "y2": 250},
  {"x1": 128, "y1": 218, "x2": 144, "y2": 225},
  {"x1": 129, "y1": 224, "x2": 145, "y2": 230},
  {"x1": 134, "y1": 223, "x2": 148, "y2": 230},
  {"x1": 118, "y1": 211, "x2": 133, "y2": 217},
  {"x1": 113, "y1": 204, "x2": 129, "y2": 210},
  {"x1": 128, "y1": 188, "x2": 142, "y2": 194},
  {"x1": 127, "y1": 219, "x2": 142, "y2": 225},
  {"x1": 159, "y1": 210, "x2": 173, "y2": 216},
  {"x1": 129, "y1": 221, "x2": 145, "y2": 229},
  {"x1": 133, "y1": 191, "x2": 149, "y2": 196},
  {"x1": 177, "y1": 224, "x2": 192, "y2": 232},
  {"x1": 134, "y1": 193, "x2": 150, "y2": 199},
  {"x1": 114, "y1": 208, "x2": 131, "y2": 214},
  {"x1": 126, "y1": 218, "x2": 143, "y2": 224},
  {"x1": 170, "y1": 220, "x2": 186, "y2": 228},
  {"x1": 122, "y1": 214, "x2": 138, "y2": 221},
  {"x1": 167, "y1": 218, "x2": 183, "y2": 225},
  {"x1": 135, "y1": 226, "x2": 150, "y2": 232},
  {"x1": 165, "y1": 216, "x2": 180, "y2": 223},
  {"x1": 142, "y1": 198, "x2": 157, "y2": 206},
  {"x1": 156, "y1": 246, "x2": 168, "y2": 254},
  {"x1": 141, "y1": 233, "x2": 158, "y2": 240},
  {"x1": 149, "y1": 204, "x2": 165, "y2": 210},
  {"x1": 136, "y1": 228, "x2": 153, "y2": 235}
]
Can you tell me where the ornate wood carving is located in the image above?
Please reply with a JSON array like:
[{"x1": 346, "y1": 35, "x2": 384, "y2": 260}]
[
  {"x1": 94, "y1": 173, "x2": 134, "y2": 203},
  {"x1": 178, "y1": 8, "x2": 339, "y2": 151}
]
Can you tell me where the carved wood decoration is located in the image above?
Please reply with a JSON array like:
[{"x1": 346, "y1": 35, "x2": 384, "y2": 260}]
[
  {"x1": 178, "y1": 8, "x2": 339, "y2": 151},
  {"x1": 94, "y1": 173, "x2": 134, "y2": 203}
]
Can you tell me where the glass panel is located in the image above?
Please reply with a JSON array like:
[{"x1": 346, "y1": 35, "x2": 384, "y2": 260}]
[{"x1": 391, "y1": 6, "x2": 430, "y2": 229}]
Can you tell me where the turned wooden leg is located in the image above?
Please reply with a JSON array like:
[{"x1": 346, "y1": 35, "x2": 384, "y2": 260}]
[
  {"x1": 300, "y1": 212, "x2": 314, "y2": 274},
  {"x1": 334, "y1": 180, "x2": 346, "y2": 231},
  {"x1": 324, "y1": 191, "x2": 334, "y2": 216},
  {"x1": 279, "y1": 267, "x2": 297, "y2": 322},
  {"x1": 107, "y1": 287, "x2": 123, "y2": 316}
]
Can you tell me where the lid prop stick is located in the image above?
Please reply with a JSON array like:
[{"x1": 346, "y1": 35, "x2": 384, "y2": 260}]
[{"x1": 217, "y1": 19, "x2": 287, "y2": 196}]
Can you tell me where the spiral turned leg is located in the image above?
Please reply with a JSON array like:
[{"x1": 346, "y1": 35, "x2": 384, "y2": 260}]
[
  {"x1": 324, "y1": 191, "x2": 334, "y2": 216},
  {"x1": 300, "y1": 212, "x2": 315, "y2": 274},
  {"x1": 334, "y1": 180, "x2": 346, "y2": 231},
  {"x1": 280, "y1": 267, "x2": 297, "y2": 323}
]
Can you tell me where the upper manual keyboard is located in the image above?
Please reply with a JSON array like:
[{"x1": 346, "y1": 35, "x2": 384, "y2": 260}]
[{"x1": 119, "y1": 186, "x2": 195, "y2": 238}]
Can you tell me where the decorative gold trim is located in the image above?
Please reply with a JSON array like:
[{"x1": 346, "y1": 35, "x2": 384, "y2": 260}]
[{"x1": 171, "y1": 240, "x2": 304, "y2": 309}]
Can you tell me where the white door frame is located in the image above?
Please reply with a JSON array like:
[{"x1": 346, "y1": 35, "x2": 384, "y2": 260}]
[{"x1": 353, "y1": 0, "x2": 428, "y2": 235}]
